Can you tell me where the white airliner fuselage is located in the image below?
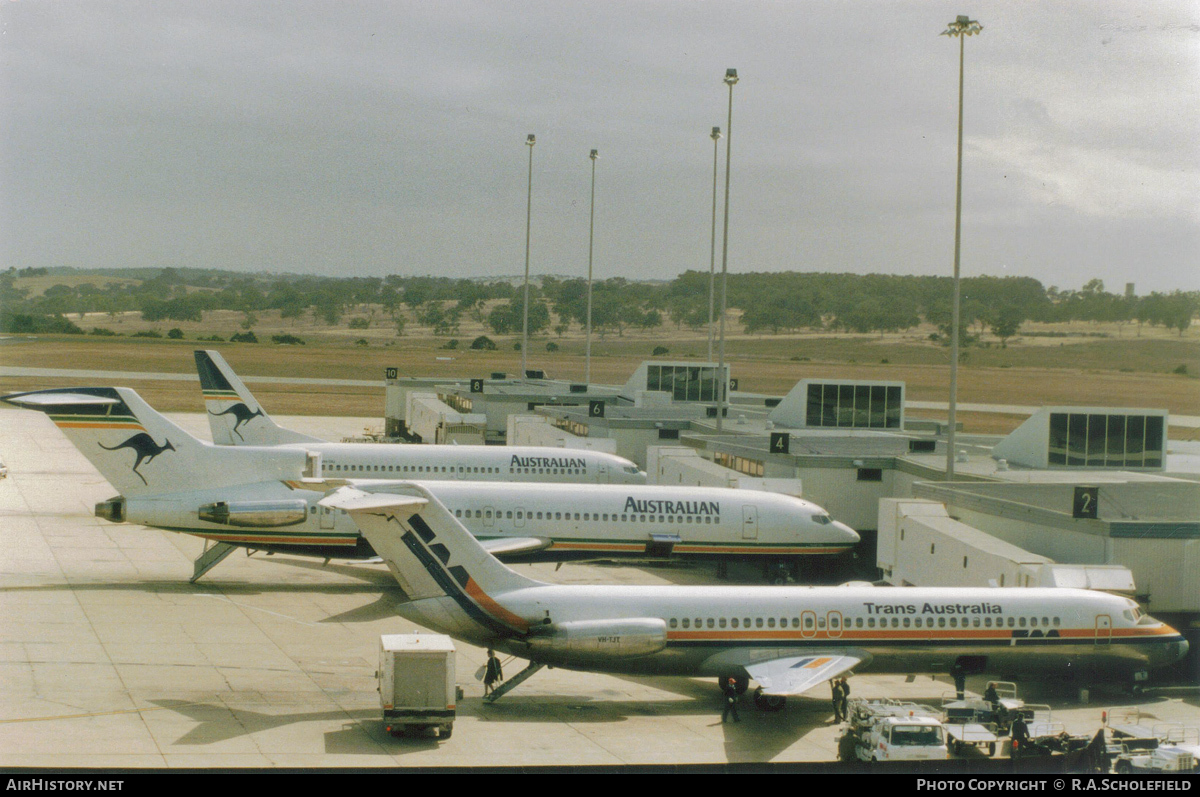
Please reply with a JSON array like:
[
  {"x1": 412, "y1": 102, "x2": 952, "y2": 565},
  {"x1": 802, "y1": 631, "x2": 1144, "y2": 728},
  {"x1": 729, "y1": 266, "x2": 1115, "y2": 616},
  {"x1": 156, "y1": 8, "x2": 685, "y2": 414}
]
[
  {"x1": 324, "y1": 485, "x2": 1189, "y2": 700},
  {"x1": 193, "y1": 349, "x2": 646, "y2": 485},
  {"x1": 112, "y1": 478, "x2": 859, "y2": 565}
]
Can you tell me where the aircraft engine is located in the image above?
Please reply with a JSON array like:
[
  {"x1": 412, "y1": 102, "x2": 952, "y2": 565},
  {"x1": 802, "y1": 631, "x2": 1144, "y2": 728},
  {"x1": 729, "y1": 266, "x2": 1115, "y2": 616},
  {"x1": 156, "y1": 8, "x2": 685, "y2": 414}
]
[
  {"x1": 95, "y1": 496, "x2": 126, "y2": 523},
  {"x1": 198, "y1": 500, "x2": 308, "y2": 528},
  {"x1": 525, "y1": 618, "x2": 667, "y2": 661}
]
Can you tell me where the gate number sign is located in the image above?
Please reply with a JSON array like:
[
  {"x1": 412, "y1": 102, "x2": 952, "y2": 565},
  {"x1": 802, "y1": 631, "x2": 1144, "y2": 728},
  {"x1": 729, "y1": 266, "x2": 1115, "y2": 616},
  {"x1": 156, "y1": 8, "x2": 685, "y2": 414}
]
[{"x1": 1073, "y1": 486, "x2": 1099, "y2": 519}]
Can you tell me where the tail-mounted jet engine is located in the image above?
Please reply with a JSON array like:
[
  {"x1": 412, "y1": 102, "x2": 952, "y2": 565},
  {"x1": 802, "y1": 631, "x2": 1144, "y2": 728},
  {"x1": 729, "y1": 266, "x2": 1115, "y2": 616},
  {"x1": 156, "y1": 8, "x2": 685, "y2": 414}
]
[
  {"x1": 198, "y1": 500, "x2": 308, "y2": 528},
  {"x1": 524, "y1": 618, "x2": 667, "y2": 663}
]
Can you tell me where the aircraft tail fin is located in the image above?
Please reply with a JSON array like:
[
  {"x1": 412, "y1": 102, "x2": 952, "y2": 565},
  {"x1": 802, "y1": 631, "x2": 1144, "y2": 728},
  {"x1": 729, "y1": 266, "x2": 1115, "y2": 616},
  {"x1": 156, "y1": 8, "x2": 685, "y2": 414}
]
[
  {"x1": 322, "y1": 484, "x2": 543, "y2": 637},
  {"x1": 194, "y1": 350, "x2": 321, "y2": 446},
  {"x1": 2, "y1": 387, "x2": 309, "y2": 496}
]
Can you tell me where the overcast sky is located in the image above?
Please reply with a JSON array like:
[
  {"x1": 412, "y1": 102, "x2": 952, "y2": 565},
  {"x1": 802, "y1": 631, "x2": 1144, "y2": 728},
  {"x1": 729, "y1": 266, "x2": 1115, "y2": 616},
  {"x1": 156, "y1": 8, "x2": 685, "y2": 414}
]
[{"x1": 2, "y1": 1, "x2": 1197, "y2": 293}]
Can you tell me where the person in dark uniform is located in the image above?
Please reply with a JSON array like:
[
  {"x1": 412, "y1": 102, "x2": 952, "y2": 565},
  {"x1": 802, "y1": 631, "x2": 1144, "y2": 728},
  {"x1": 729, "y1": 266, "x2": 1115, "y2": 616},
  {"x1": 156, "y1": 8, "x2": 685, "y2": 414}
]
[
  {"x1": 951, "y1": 664, "x2": 966, "y2": 701},
  {"x1": 1010, "y1": 712, "x2": 1030, "y2": 759},
  {"x1": 839, "y1": 677, "x2": 850, "y2": 721},
  {"x1": 484, "y1": 649, "x2": 503, "y2": 696},
  {"x1": 984, "y1": 682, "x2": 999, "y2": 709},
  {"x1": 830, "y1": 678, "x2": 843, "y2": 721},
  {"x1": 722, "y1": 677, "x2": 741, "y2": 723}
]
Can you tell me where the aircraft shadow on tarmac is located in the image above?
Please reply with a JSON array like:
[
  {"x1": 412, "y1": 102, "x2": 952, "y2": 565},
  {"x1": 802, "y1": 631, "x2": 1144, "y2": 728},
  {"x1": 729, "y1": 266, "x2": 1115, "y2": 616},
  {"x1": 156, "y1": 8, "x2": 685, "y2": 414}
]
[
  {"x1": 148, "y1": 691, "x2": 830, "y2": 761},
  {"x1": 149, "y1": 699, "x2": 405, "y2": 755}
]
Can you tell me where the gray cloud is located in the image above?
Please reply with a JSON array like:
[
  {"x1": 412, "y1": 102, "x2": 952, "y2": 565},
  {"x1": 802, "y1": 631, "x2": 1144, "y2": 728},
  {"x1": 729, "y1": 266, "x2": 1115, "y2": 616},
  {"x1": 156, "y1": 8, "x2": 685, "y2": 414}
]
[{"x1": 2, "y1": 0, "x2": 1196, "y2": 292}]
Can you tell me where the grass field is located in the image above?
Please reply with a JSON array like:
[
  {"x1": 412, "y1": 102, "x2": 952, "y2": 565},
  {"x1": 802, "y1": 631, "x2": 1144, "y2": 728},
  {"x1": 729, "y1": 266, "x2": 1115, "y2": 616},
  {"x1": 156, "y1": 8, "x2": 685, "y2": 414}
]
[{"x1": 1, "y1": 306, "x2": 1196, "y2": 437}]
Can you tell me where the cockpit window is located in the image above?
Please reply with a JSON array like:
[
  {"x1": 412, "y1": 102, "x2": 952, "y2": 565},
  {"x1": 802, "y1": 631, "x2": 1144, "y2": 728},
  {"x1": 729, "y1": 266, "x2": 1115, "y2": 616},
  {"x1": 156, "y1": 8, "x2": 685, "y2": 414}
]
[
  {"x1": 812, "y1": 514, "x2": 832, "y2": 525},
  {"x1": 624, "y1": 465, "x2": 640, "y2": 474}
]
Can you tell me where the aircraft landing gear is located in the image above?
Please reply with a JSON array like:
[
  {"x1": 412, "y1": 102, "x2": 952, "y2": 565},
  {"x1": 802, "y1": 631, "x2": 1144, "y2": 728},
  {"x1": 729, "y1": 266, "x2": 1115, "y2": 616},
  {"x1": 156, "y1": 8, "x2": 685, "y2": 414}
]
[
  {"x1": 766, "y1": 560, "x2": 794, "y2": 585},
  {"x1": 753, "y1": 686, "x2": 786, "y2": 712}
]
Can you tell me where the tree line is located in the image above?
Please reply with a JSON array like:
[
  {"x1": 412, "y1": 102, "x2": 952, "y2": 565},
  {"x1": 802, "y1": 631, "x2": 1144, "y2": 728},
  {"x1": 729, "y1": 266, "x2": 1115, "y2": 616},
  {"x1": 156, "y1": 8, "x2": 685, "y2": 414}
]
[{"x1": 2, "y1": 266, "x2": 1196, "y2": 340}]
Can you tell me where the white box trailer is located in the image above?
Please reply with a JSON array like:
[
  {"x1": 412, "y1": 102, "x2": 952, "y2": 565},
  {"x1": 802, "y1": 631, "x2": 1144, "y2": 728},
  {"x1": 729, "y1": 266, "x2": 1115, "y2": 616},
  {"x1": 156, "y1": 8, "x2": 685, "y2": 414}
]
[{"x1": 378, "y1": 634, "x2": 457, "y2": 739}]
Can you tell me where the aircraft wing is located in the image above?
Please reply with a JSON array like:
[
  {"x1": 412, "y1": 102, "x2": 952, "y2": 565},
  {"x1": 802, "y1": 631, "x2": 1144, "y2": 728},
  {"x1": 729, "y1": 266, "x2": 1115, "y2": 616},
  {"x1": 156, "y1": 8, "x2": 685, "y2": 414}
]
[
  {"x1": 745, "y1": 651, "x2": 869, "y2": 696},
  {"x1": 319, "y1": 487, "x2": 427, "y2": 514},
  {"x1": 479, "y1": 536, "x2": 553, "y2": 557}
]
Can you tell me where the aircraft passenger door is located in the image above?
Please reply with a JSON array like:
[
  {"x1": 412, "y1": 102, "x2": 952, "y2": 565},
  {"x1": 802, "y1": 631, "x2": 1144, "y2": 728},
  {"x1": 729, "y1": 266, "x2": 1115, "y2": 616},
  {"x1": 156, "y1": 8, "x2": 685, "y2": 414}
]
[
  {"x1": 1095, "y1": 614, "x2": 1112, "y2": 645},
  {"x1": 801, "y1": 610, "x2": 817, "y2": 639},
  {"x1": 827, "y1": 611, "x2": 844, "y2": 639},
  {"x1": 482, "y1": 506, "x2": 495, "y2": 529},
  {"x1": 598, "y1": 462, "x2": 608, "y2": 483},
  {"x1": 454, "y1": 463, "x2": 464, "y2": 481},
  {"x1": 515, "y1": 507, "x2": 526, "y2": 529},
  {"x1": 320, "y1": 506, "x2": 335, "y2": 530},
  {"x1": 742, "y1": 505, "x2": 759, "y2": 540}
]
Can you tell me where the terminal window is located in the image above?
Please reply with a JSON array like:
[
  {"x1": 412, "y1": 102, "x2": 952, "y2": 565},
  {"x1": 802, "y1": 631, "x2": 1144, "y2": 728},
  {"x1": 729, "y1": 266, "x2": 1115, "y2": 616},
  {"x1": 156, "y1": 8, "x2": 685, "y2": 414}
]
[
  {"x1": 646, "y1": 364, "x2": 721, "y2": 402},
  {"x1": 804, "y1": 383, "x2": 901, "y2": 429},
  {"x1": 1047, "y1": 412, "x2": 1163, "y2": 468}
]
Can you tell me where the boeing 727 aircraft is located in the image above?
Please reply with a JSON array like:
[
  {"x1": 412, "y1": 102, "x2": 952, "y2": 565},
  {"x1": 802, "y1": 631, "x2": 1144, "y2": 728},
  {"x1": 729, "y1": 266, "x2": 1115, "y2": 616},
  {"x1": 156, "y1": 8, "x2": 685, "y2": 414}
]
[
  {"x1": 321, "y1": 483, "x2": 1189, "y2": 706},
  {"x1": 193, "y1": 350, "x2": 644, "y2": 484},
  {"x1": 2, "y1": 387, "x2": 857, "y2": 581}
]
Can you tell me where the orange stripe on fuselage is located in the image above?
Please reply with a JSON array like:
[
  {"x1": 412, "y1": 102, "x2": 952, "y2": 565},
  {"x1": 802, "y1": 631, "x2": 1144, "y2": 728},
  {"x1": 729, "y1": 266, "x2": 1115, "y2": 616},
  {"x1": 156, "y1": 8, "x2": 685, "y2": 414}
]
[
  {"x1": 464, "y1": 577, "x2": 530, "y2": 633},
  {"x1": 667, "y1": 626, "x2": 1179, "y2": 643}
]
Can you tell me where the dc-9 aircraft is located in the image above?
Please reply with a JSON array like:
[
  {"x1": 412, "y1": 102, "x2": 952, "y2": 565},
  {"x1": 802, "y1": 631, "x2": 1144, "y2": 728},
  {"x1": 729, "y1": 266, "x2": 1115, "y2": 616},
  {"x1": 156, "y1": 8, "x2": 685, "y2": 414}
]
[
  {"x1": 193, "y1": 350, "x2": 644, "y2": 484},
  {"x1": 321, "y1": 483, "x2": 1189, "y2": 707},
  {"x1": 2, "y1": 387, "x2": 858, "y2": 581}
]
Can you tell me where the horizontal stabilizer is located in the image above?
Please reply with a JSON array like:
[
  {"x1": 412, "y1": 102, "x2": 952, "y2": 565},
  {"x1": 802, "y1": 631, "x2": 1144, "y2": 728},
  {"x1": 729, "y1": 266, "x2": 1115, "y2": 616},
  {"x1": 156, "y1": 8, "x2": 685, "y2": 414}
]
[
  {"x1": 480, "y1": 536, "x2": 553, "y2": 557},
  {"x1": 4, "y1": 391, "x2": 120, "y2": 408},
  {"x1": 745, "y1": 651, "x2": 869, "y2": 696}
]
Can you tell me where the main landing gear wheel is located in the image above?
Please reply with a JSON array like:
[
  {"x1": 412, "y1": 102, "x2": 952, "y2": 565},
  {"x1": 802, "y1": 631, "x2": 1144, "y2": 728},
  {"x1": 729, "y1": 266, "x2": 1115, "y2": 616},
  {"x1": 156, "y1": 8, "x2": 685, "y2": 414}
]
[{"x1": 753, "y1": 687, "x2": 786, "y2": 711}]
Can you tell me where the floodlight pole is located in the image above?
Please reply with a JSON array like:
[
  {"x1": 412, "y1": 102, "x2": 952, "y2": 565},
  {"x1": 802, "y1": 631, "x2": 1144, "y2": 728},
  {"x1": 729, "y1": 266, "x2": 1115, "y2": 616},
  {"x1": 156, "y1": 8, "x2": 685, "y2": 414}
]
[
  {"x1": 521, "y1": 134, "x2": 535, "y2": 380},
  {"x1": 941, "y1": 16, "x2": 981, "y2": 480},
  {"x1": 586, "y1": 149, "x2": 598, "y2": 385},
  {"x1": 716, "y1": 69, "x2": 737, "y2": 434},
  {"x1": 708, "y1": 126, "x2": 722, "y2": 363}
]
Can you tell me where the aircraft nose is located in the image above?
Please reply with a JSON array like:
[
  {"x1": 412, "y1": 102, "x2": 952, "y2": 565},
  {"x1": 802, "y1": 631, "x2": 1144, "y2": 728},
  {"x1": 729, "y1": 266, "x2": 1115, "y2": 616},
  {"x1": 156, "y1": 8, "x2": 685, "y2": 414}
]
[{"x1": 834, "y1": 521, "x2": 860, "y2": 544}]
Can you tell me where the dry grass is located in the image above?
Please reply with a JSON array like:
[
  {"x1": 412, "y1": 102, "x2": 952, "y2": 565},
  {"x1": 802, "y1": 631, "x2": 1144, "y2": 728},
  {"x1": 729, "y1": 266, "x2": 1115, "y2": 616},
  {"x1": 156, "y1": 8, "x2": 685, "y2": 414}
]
[{"x1": 2, "y1": 308, "x2": 1196, "y2": 436}]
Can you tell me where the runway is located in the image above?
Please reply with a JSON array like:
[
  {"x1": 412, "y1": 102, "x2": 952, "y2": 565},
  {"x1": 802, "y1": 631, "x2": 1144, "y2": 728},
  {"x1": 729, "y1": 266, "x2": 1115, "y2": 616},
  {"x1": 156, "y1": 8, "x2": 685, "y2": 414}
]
[{"x1": 1, "y1": 408, "x2": 1197, "y2": 769}]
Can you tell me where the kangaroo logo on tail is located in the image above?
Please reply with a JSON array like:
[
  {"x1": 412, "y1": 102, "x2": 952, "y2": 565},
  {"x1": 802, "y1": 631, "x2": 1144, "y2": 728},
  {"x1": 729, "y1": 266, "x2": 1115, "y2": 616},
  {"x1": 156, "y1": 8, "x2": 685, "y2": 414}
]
[
  {"x1": 98, "y1": 434, "x2": 176, "y2": 485},
  {"x1": 208, "y1": 403, "x2": 264, "y2": 441}
]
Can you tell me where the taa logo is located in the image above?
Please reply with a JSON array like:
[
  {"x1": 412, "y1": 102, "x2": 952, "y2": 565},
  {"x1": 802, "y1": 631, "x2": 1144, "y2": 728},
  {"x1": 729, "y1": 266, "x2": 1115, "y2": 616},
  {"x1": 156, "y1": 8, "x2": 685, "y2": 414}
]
[{"x1": 99, "y1": 433, "x2": 175, "y2": 485}]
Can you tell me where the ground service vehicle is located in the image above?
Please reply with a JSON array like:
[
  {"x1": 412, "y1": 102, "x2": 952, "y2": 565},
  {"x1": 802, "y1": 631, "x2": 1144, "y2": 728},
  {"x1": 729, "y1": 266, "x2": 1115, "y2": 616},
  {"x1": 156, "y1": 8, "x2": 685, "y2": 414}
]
[
  {"x1": 1105, "y1": 710, "x2": 1199, "y2": 773},
  {"x1": 939, "y1": 682, "x2": 1027, "y2": 756},
  {"x1": 377, "y1": 634, "x2": 457, "y2": 739},
  {"x1": 839, "y1": 699, "x2": 950, "y2": 762}
]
